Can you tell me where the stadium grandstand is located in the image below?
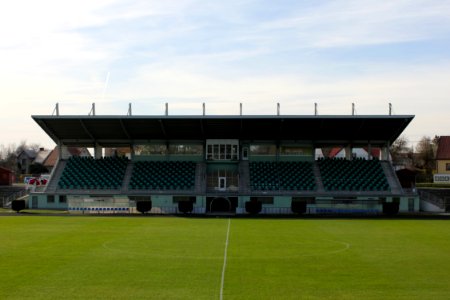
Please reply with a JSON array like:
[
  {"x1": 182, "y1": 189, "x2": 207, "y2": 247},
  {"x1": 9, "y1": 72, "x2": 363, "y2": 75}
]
[{"x1": 30, "y1": 103, "x2": 418, "y2": 215}]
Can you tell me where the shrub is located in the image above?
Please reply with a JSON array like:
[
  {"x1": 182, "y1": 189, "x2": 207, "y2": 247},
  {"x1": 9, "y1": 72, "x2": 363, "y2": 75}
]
[
  {"x1": 291, "y1": 201, "x2": 307, "y2": 214},
  {"x1": 245, "y1": 200, "x2": 262, "y2": 214},
  {"x1": 382, "y1": 202, "x2": 399, "y2": 216},
  {"x1": 178, "y1": 201, "x2": 193, "y2": 214},
  {"x1": 12, "y1": 200, "x2": 26, "y2": 213},
  {"x1": 136, "y1": 201, "x2": 152, "y2": 214}
]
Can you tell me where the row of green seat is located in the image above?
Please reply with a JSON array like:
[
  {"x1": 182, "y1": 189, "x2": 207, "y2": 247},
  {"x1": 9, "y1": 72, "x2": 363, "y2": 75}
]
[
  {"x1": 58, "y1": 156, "x2": 128, "y2": 190},
  {"x1": 249, "y1": 161, "x2": 316, "y2": 191},
  {"x1": 318, "y1": 158, "x2": 389, "y2": 191},
  {"x1": 129, "y1": 161, "x2": 196, "y2": 190}
]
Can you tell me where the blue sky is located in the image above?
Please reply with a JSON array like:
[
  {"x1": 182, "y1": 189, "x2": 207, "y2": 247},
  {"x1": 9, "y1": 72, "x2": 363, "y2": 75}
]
[{"x1": 1, "y1": 0, "x2": 450, "y2": 148}]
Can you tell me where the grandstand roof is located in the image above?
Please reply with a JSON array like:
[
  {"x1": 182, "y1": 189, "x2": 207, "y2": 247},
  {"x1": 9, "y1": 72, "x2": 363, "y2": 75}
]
[{"x1": 32, "y1": 115, "x2": 414, "y2": 147}]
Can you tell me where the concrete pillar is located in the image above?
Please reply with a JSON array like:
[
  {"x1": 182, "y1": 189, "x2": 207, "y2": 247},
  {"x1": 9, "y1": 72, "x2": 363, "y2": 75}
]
[
  {"x1": 345, "y1": 145, "x2": 352, "y2": 160},
  {"x1": 60, "y1": 145, "x2": 70, "y2": 160},
  {"x1": 381, "y1": 146, "x2": 390, "y2": 160},
  {"x1": 94, "y1": 144, "x2": 102, "y2": 159},
  {"x1": 130, "y1": 145, "x2": 135, "y2": 159}
]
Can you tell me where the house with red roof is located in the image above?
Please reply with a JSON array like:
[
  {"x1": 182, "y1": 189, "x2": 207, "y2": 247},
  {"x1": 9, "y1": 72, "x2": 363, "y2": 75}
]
[
  {"x1": 435, "y1": 136, "x2": 450, "y2": 175},
  {"x1": 43, "y1": 146, "x2": 91, "y2": 173},
  {"x1": 0, "y1": 167, "x2": 13, "y2": 185}
]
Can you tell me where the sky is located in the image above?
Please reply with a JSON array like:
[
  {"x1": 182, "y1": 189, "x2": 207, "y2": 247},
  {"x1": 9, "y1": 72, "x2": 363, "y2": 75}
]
[{"x1": 1, "y1": 0, "x2": 450, "y2": 149}]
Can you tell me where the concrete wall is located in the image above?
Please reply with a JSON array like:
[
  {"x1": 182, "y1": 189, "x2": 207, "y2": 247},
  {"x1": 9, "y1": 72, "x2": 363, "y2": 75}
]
[
  {"x1": 31, "y1": 192, "x2": 421, "y2": 214},
  {"x1": 30, "y1": 194, "x2": 68, "y2": 210},
  {"x1": 420, "y1": 200, "x2": 445, "y2": 212}
]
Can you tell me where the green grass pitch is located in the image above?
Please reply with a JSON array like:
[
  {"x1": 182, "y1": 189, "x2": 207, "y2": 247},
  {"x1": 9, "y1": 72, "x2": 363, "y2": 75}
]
[{"x1": 1, "y1": 216, "x2": 450, "y2": 299}]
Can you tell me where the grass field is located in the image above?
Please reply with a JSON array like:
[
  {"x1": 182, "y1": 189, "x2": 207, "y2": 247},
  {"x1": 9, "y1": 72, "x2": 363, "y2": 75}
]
[{"x1": 1, "y1": 216, "x2": 450, "y2": 299}]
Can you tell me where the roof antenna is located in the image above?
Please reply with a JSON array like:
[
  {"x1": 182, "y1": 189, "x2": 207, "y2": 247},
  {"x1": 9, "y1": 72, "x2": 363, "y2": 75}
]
[
  {"x1": 203, "y1": 102, "x2": 205, "y2": 116},
  {"x1": 352, "y1": 103, "x2": 356, "y2": 116},
  {"x1": 389, "y1": 103, "x2": 392, "y2": 115},
  {"x1": 127, "y1": 103, "x2": 132, "y2": 116},
  {"x1": 240, "y1": 103, "x2": 242, "y2": 116},
  {"x1": 314, "y1": 103, "x2": 318, "y2": 116},
  {"x1": 89, "y1": 103, "x2": 96, "y2": 116},
  {"x1": 52, "y1": 103, "x2": 59, "y2": 116},
  {"x1": 165, "y1": 103, "x2": 168, "y2": 116},
  {"x1": 277, "y1": 103, "x2": 280, "y2": 116}
]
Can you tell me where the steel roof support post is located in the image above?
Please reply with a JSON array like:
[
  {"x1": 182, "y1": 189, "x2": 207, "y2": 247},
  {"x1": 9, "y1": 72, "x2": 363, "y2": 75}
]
[
  {"x1": 59, "y1": 144, "x2": 70, "y2": 160},
  {"x1": 94, "y1": 143, "x2": 102, "y2": 159},
  {"x1": 367, "y1": 143, "x2": 372, "y2": 160},
  {"x1": 381, "y1": 142, "x2": 390, "y2": 161},
  {"x1": 345, "y1": 145, "x2": 352, "y2": 160},
  {"x1": 130, "y1": 144, "x2": 135, "y2": 160}
]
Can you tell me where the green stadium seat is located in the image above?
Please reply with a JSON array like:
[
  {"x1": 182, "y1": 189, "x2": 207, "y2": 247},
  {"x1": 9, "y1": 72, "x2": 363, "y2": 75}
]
[
  {"x1": 58, "y1": 156, "x2": 128, "y2": 190},
  {"x1": 317, "y1": 158, "x2": 389, "y2": 192}
]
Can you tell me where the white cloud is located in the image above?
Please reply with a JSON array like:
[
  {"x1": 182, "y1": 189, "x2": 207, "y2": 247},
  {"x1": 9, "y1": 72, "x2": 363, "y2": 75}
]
[
  {"x1": 258, "y1": 0, "x2": 450, "y2": 49},
  {"x1": 1, "y1": 0, "x2": 450, "y2": 147}
]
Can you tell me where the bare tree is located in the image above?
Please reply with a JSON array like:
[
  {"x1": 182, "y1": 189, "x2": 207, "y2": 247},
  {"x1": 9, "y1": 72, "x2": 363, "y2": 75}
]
[
  {"x1": 0, "y1": 141, "x2": 46, "y2": 176},
  {"x1": 390, "y1": 136, "x2": 414, "y2": 168},
  {"x1": 415, "y1": 136, "x2": 436, "y2": 178},
  {"x1": 0, "y1": 144, "x2": 17, "y2": 171}
]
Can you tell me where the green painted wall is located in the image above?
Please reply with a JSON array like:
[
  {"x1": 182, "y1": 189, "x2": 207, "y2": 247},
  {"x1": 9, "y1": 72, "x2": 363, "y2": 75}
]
[{"x1": 30, "y1": 194, "x2": 68, "y2": 210}]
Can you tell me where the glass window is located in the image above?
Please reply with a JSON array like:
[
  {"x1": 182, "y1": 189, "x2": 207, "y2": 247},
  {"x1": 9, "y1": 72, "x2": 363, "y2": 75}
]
[
  {"x1": 169, "y1": 144, "x2": 202, "y2": 155},
  {"x1": 213, "y1": 145, "x2": 219, "y2": 160},
  {"x1": 206, "y1": 140, "x2": 239, "y2": 160},
  {"x1": 226, "y1": 145, "x2": 232, "y2": 159},
  {"x1": 59, "y1": 195, "x2": 67, "y2": 203},
  {"x1": 446, "y1": 163, "x2": 450, "y2": 171},
  {"x1": 134, "y1": 145, "x2": 167, "y2": 155},
  {"x1": 207, "y1": 145, "x2": 213, "y2": 159},
  {"x1": 250, "y1": 145, "x2": 276, "y2": 155},
  {"x1": 280, "y1": 146, "x2": 311, "y2": 155},
  {"x1": 232, "y1": 145, "x2": 238, "y2": 160},
  {"x1": 47, "y1": 195, "x2": 55, "y2": 203},
  {"x1": 220, "y1": 145, "x2": 226, "y2": 160}
]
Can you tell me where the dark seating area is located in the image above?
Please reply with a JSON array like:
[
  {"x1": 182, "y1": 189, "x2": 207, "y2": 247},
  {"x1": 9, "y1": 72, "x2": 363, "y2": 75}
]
[
  {"x1": 129, "y1": 161, "x2": 196, "y2": 191},
  {"x1": 249, "y1": 161, "x2": 315, "y2": 191},
  {"x1": 317, "y1": 157, "x2": 389, "y2": 191},
  {"x1": 58, "y1": 156, "x2": 128, "y2": 190},
  {"x1": 278, "y1": 161, "x2": 316, "y2": 191}
]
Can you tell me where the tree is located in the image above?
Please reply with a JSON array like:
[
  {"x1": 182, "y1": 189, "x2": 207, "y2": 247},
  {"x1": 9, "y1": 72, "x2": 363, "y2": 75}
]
[
  {"x1": 390, "y1": 136, "x2": 412, "y2": 167},
  {"x1": 0, "y1": 141, "x2": 47, "y2": 177},
  {"x1": 0, "y1": 144, "x2": 18, "y2": 171},
  {"x1": 415, "y1": 136, "x2": 436, "y2": 179}
]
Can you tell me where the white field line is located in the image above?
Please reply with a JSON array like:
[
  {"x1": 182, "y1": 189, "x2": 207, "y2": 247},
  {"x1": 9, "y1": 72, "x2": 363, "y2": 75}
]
[{"x1": 220, "y1": 218, "x2": 231, "y2": 300}]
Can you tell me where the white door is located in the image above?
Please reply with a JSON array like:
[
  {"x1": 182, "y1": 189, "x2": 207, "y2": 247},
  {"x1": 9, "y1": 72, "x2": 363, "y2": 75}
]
[{"x1": 218, "y1": 177, "x2": 226, "y2": 191}]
